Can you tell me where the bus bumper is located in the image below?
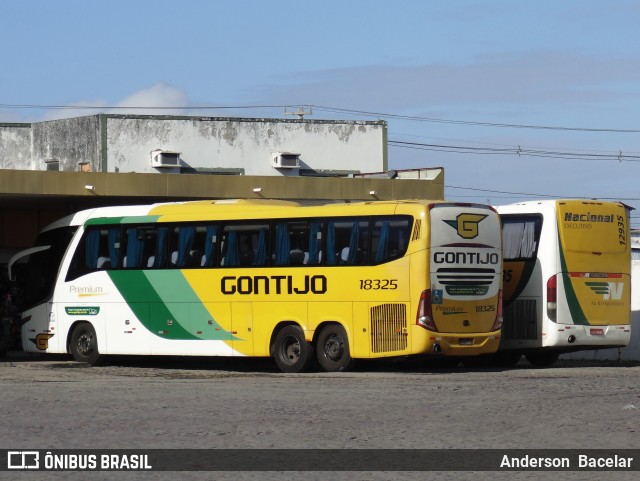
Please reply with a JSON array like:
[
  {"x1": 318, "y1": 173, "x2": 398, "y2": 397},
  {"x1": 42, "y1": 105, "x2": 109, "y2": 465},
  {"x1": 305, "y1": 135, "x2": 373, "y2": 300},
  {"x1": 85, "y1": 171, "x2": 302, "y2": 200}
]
[
  {"x1": 425, "y1": 330, "x2": 502, "y2": 356},
  {"x1": 545, "y1": 324, "x2": 631, "y2": 348}
]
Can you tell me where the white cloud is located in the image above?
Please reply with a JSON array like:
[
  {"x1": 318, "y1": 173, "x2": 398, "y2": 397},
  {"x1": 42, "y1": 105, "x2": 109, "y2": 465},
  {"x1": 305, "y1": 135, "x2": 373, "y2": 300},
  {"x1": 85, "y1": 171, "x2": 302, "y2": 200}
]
[
  {"x1": 34, "y1": 83, "x2": 191, "y2": 121},
  {"x1": 113, "y1": 83, "x2": 189, "y2": 114}
]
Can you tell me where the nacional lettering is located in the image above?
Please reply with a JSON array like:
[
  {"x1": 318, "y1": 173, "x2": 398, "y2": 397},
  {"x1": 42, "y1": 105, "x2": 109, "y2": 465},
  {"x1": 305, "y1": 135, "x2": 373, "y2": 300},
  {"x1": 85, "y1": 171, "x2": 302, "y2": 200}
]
[
  {"x1": 221, "y1": 275, "x2": 327, "y2": 295},
  {"x1": 433, "y1": 251, "x2": 499, "y2": 265},
  {"x1": 564, "y1": 212, "x2": 614, "y2": 223}
]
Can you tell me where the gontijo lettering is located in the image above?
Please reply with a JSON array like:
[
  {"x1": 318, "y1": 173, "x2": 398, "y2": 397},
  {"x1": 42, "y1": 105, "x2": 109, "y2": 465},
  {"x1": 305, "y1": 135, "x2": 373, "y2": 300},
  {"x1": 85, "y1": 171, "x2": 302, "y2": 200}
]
[
  {"x1": 434, "y1": 252, "x2": 499, "y2": 265},
  {"x1": 221, "y1": 275, "x2": 327, "y2": 295}
]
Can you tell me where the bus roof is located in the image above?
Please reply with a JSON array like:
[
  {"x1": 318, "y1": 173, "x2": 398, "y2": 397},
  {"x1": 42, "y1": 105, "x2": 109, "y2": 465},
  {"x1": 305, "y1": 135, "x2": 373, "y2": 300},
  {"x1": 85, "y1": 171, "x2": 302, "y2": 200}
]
[
  {"x1": 495, "y1": 199, "x2": 625, "y2": 213},
  {"x1": 39, "y1": 198, "x2": 489, "y2": 231}
]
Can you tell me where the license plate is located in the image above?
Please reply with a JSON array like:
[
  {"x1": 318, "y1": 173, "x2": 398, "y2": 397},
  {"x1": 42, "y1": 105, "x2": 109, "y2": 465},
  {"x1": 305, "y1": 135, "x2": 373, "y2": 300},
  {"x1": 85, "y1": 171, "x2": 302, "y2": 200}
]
[
  {"x1": 459, "y1": 338, "x2": 474, "y2": 345},
  {"x1": 590, "y1": 328, "x2": 605, "y2": 336}
]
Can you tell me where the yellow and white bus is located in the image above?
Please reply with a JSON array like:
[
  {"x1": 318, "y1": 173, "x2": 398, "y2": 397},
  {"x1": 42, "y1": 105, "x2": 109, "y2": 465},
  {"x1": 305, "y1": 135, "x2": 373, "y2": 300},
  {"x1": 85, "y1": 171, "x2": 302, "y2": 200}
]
[
  {"x1": 496, "y1": 199, "x2": 632, "y2": 367},
  {"x1": 10, "y1": 199, "x2": 503, "y2": 372}
]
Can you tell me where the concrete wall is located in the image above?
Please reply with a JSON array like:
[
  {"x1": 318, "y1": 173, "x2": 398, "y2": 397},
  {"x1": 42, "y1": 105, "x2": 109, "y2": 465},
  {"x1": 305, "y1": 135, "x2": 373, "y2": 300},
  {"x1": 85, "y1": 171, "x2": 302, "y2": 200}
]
[
  {"x1": 104, "y1": 116, "x2": 386, "y2": 175},
  {"x1": 1, "y1": 115, "x2": 387, "y2": 176},
  {"x1": 0, "y1": 124, "x2": 31, "y2": 169},
  {"x1": 31, "y1": 116, "x2": 101, "y2": 171}
]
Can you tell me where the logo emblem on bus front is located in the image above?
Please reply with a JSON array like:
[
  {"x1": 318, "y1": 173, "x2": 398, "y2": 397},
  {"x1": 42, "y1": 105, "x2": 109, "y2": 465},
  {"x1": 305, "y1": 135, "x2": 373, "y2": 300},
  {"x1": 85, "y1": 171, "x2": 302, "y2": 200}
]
[
  {"x1": 444, "y1": 214, "x2": 488, "y2": 239},
  {"x1": 29, "y1": 333, "x2": 54, "y2": 350}
]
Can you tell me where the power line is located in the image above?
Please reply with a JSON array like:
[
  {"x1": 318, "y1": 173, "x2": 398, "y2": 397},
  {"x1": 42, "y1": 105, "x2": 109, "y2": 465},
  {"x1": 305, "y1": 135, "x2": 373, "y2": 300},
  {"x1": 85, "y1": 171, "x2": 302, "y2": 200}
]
[
  {"x1": 389, "y1": 140, "x2": 640, "y2": 162},
  {"x1": 0, "y1": 103, "x2": 283, "y2": 111},
  {"x1": 446, "y1": 184, "x2": 640, "y2": 202},
  {"x1": 311, "y1": 105, "x2": 640, "y2": 133},
  {"x1": 1, "y1": 102, "x2": 639, "y2": 133}
]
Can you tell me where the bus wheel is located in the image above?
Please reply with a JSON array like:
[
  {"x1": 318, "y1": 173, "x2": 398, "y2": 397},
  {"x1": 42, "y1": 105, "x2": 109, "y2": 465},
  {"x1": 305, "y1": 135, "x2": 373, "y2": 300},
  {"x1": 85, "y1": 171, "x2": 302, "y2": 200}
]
[
  {"x1": 491, "y1": 352, "x2": 522, "y2": 367},
  {"x1": 316, "y1": 324, "x2": 355, "y2": 372},
  {"x1": 70, "y1": 323, "x2": 102, "y2": 365},
  {"x1": 525, "y1": 351, "x2": 559, "y2": 368},
  {"x1": 272, "y1": 325, "x2": 314, "y2": 373}
]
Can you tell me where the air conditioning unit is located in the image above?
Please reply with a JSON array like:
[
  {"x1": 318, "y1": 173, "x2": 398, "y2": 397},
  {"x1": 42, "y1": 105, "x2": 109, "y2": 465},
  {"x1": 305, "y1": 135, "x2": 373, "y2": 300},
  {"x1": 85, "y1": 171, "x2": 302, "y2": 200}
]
[
  {"x1": 272, "y1": 152, "x2": 300, "y2": 169},
  {"x1": 151, "y1": 149, "x2": 181, "y2": 168}
]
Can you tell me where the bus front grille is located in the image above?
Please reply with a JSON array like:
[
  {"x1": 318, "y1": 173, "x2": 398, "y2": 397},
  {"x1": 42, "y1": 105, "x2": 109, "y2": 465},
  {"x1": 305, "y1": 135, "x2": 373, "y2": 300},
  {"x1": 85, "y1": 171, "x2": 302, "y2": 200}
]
[
  {"x1": 503, "y1": 299, "x2": 538, "y2": 340},
  {"x1": 370, "y1": 303, "x2": 408, "y2": 353},
  {"x1": 435, "y1": 267, "x2": 497, "y2": 286}
]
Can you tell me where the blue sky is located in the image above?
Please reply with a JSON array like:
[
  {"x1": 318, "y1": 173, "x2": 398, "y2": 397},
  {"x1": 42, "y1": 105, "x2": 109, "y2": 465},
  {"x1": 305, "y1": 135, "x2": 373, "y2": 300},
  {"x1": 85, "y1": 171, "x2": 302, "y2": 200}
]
[{"x1": 2, "y1": 1, "x2": 640, "y2": 225}]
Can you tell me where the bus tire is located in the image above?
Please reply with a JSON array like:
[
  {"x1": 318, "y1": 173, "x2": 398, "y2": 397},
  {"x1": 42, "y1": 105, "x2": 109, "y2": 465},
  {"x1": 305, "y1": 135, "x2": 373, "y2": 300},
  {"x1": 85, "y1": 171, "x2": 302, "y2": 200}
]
[
  {"x1": 525, "y1": 351, "x2": 559, "y2": 368},
  {"x1": 69, "y1": 322, "x2": 102, "y2": 365},
  {"x1": 316, "y1": 324, "x2": 355, "y2": 372},
  {"x1": 272, "y1": 325, "x2": 314, "y2": 373},
  {"x1": 491, "y1": 352, "x2": 522, "y2": 367}
]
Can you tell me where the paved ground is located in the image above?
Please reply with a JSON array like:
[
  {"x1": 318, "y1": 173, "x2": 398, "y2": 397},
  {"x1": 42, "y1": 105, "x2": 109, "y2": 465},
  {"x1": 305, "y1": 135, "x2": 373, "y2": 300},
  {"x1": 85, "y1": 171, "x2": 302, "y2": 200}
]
[{"x1": 0, "y1": 354, "x2": 638, "y2": 481}]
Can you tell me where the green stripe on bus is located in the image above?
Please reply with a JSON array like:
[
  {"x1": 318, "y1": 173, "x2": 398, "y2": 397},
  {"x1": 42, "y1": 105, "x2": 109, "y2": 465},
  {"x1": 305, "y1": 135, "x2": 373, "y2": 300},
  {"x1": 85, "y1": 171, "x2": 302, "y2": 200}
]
[
  {"x1": 107, "y1": 270, "x2": 236, "y2": 341},
  {"x1": 558, "y1": 233, "x2": 589, "y2": 326},
  {"x1": 85, "y1": 215, "x2": 161, "y2": 226}
]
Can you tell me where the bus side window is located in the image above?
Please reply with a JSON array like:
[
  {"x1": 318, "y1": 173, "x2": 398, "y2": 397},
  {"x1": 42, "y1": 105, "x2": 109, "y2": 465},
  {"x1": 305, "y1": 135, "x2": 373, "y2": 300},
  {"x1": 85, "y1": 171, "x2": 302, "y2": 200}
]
[
  {"x1": 220, "y1": 222, "x2": 270, "y2": 267},
  {"x1": 372, "y1": 217, "x2": 411, "y2": 264},
  {"x1": 168, "y1": 225, "x2": 196, "y2": 268},
  {"x1": 326, "y1": 218, "x2": 369, "y2": 266},
  {"x1": 501, "y1": 216, "x2": 541, "y2": 260},
  {"x1": 66, "y1": 226, "x2": 120, "y2": 280},
  {"x1": 123, "y1": 227, "x2": 150, "y2": 269}
]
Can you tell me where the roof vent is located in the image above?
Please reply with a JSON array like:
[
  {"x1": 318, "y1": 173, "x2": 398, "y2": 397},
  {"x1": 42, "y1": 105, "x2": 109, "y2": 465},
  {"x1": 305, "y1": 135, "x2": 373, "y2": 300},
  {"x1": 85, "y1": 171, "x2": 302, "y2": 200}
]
[
  {"x1": 151, "y1": 149, "x2": 181, "y2": 168},
  {"x1": 272, "y1": 152, "x2": 300, "y2": 169}
]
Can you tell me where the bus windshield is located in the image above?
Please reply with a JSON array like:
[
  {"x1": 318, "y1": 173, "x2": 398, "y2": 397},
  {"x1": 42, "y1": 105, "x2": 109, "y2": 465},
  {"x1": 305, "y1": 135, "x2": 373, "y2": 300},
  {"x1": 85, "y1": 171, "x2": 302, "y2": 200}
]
[{"x1": 20, "y1": 226, "x2": 77, "y2": 309}]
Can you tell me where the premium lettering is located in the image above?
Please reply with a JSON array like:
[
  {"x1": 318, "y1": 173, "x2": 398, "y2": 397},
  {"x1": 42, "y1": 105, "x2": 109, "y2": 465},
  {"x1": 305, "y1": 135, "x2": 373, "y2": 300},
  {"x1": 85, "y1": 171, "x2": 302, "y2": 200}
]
[{"x1": 221, "y1": 275, "x2": 327, "y2": 295}]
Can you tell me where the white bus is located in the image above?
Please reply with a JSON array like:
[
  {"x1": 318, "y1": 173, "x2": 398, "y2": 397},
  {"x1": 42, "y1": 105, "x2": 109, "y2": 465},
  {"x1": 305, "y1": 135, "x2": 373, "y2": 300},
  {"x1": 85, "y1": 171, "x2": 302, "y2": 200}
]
[
  {"x1": 9, "y1": 199, "x2": 504, "y2": 372},
  {"x1": 495, "y1": 199, "x2": 632, "y2": 367}
]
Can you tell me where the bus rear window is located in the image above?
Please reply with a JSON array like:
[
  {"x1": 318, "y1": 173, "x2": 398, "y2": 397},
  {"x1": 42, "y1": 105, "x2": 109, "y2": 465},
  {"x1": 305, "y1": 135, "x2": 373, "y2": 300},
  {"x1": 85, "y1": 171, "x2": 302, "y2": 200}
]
[{"x1": 501, "y1": 215, "x2": 542, "y2": 261}]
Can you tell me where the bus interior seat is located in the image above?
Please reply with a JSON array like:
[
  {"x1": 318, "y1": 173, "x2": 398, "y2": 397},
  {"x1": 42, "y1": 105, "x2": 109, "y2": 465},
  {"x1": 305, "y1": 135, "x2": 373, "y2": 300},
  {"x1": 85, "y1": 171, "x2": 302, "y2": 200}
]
[
  {"x1": 290, "y1": 249, "x2": 304, "y2": 265},
  {"x1": 96, "y1": 257, "x2": 111, "y2": 269},
  {"x1": 188, "y1": 250, "x2": 202, "y2": 267},
  {"x1": 303, "y1": 251, "x2": 322, "y2": 265}
]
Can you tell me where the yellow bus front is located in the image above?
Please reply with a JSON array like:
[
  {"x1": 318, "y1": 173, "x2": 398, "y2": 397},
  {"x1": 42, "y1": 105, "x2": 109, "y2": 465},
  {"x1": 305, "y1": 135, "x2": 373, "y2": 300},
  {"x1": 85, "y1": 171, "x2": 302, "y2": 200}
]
[{"x1": 414, "y1": 203, "x2": 503, "y2": 357}]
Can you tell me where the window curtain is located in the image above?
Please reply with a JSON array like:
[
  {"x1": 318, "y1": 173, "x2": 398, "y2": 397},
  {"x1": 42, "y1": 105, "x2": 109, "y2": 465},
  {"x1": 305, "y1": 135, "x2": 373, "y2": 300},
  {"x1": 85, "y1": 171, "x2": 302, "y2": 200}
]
[
  {"x1": 346, "y1": 221, "x2": 360, "y2": 264},
  {"x1": 326, "y1": 222, "x2": 336, "y2": 265},
  {"x1": 153, "y1": 228, "x2": 169, "y2": 267},
  {"x1": 375, "y1": 221, "x2": 390, "y2": 264},
  {"x1": 253, "y1": 228, "x2": 267, "y2": 266},
  {"x1": 225, "y1": 231, "x2": 240, "y2": 267},
  {"x1": 177, "y1": 226, "x2": 195, "y2": 267},
  {"x1": 85, "y1": 229, "x2": 100, "y2": 269},
  {"x1": 520, "y1": 221, "x2": 537, "y2": 258},
  {"x1": 307, "y1": 221, "x2": 321, "y2": 265},
  {"x1": 126, "y1": 228, "x2": 143, "y2": 268},
  {"x1": 502, "y1": 220, "x2": 537, "y2": 260},
  {"x1": 108, "y1": 228, "x2": 120, "y2": 268},
  {"x1": 275, "y1": 223, "x2": 290, "y2": 266},
  {"x1": 203, "y1": 225, "x2": 217, "y2": 267}
]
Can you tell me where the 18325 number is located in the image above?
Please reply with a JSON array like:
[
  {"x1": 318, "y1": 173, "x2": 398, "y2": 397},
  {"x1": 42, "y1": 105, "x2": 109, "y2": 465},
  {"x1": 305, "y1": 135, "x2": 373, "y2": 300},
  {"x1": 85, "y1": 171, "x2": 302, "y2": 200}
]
[{"x1": 359, "y1": 279, "x2": 398, "y2": 290}]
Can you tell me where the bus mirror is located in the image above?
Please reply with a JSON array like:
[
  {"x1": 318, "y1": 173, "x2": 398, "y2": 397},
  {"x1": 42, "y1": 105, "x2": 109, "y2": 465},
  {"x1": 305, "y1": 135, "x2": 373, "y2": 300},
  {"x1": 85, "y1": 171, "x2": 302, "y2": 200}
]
[{"x1": 7, "y1": 245, "x2": 51, "y2": 281}]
